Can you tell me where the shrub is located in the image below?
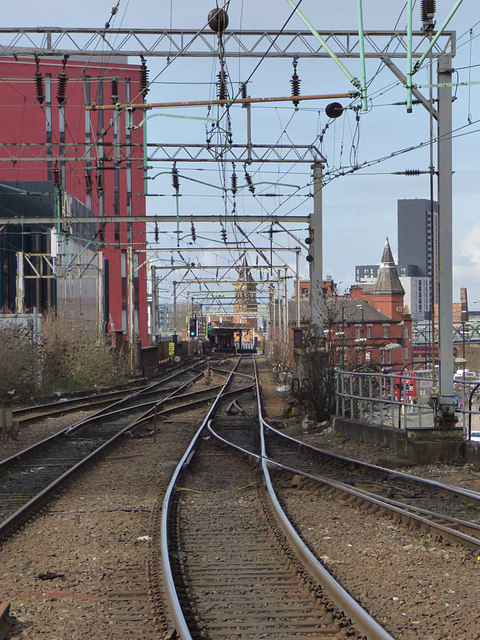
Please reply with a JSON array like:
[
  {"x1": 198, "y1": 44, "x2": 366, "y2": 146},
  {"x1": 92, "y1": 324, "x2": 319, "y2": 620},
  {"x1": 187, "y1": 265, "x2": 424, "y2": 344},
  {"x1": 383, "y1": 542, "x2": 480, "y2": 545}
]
[
  {"x1": 0, "y1": 313, "x2": 129, "y2": 401},
  {"x1": 41, "y1": 313, "x2": 129, "y2": 392},
  {"x1": 0, "y1": 325, "x2": 39, "y2": 400}
]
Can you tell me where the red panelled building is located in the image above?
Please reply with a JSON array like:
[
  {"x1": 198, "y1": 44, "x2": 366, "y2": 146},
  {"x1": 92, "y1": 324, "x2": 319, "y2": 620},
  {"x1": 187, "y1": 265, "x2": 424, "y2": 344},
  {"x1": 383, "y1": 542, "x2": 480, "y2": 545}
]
[{"x1": 0, "y1": 56, "x2": 148, "y2": 343}]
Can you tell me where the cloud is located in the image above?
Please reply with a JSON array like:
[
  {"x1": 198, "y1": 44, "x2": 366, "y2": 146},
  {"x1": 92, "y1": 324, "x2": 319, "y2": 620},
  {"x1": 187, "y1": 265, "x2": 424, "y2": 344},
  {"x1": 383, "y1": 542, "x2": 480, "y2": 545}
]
[{"x1": 460, "y1": 223, "x2": 480, "y2": 269}]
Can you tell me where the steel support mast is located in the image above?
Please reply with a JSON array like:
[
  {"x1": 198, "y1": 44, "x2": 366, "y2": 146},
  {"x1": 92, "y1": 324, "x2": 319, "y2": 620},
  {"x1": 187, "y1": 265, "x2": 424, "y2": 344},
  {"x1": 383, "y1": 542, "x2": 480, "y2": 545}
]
[{"x1": 436, "y1": 55, "x2": 455, "y2": 426}]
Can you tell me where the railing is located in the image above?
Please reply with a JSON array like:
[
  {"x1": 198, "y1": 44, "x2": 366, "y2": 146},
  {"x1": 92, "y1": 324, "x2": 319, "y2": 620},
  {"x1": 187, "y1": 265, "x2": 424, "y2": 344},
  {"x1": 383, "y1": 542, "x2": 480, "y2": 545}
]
[
  {"x1": 335, "y1": 369, "x2": 433, "y2": 430},
  {"x1": 335, "y1": 369, "x2": 480, "y2": 437}
]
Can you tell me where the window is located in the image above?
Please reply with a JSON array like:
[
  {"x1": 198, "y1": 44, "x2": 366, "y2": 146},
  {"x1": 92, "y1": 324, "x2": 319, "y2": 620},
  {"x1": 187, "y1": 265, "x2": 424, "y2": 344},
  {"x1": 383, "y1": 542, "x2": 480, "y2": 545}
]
[
  {"x1": 356, "y1": 324, "x2": 361, "y2": 339},
  {"x1": 383, "y1": 324, "x2": 389, "y2": 338},
  {"x1": 366, "y1": 324, "x2": 372, "y2": 338}
]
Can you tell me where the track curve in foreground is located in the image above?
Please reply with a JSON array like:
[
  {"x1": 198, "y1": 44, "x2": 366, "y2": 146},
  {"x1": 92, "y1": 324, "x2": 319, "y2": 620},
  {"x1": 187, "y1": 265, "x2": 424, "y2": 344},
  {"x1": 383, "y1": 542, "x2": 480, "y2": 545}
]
[{"x1": 161, "y1": 356, "x2": 393, "y2": 640}]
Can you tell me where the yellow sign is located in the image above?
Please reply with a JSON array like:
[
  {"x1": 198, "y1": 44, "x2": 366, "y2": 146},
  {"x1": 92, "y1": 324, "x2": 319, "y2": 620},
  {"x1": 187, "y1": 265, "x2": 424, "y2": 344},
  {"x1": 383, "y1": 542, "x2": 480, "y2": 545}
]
[{"x1": 168, "y1": 342, "x2": 175, "y2": 356}]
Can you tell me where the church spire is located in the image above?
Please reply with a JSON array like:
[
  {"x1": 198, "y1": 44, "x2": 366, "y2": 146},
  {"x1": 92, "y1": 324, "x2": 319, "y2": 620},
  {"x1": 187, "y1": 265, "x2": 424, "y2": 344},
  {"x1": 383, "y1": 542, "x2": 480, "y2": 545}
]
[{"x1": 373, "y1": 237, "x2": 404, "y2": 295}]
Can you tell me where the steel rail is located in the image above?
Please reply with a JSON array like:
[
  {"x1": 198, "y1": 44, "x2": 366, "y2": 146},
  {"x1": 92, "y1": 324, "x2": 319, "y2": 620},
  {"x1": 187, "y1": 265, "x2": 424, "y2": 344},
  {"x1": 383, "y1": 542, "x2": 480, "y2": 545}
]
[
  {"x1": 0, "y1": 392, "x2": 168, "y2": 541},
  {"x1": 63, "y1": 364, "x2": 205, "y2": 435},
  {"x1": 0, "y1": 359, "x2": 229, "y2": 540},
  {"x1": 159, "y1": 356, "x2": 243, "y2": 640},
  {"x1": 208, "y1": 417, "x2": 480, "y2": 552},
  {"x1": 265, "y1": 422, "x2": 480, "y2": 505},
  {"x1": 253, "y1": 359, "x2": 394, "y2": 640},
  {"x1": 202, "y1": 359, "x2": 394, "y2": 640},
  {"x1": 262, "y1": 456, "x2": 480, "y2": 554},
  {"x1": 209, "y1": 412, "x2": 480, "y2": 553}
]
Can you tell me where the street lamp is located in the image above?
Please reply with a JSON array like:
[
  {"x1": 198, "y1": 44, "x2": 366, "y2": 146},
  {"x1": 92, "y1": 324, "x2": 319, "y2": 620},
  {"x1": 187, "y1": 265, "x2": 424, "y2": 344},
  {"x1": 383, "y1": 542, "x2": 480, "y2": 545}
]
[{"x1": 356, "y1": 303, "x2": 365, "y2": 338}]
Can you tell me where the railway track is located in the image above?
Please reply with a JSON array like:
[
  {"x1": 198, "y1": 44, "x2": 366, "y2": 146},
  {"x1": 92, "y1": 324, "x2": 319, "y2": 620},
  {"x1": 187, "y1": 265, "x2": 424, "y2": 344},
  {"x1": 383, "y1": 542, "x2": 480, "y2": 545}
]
[
  {"x1": 262, "y1": 425, "x2": 480, "y2": 552},
  {"x1": 160, "y1": 356, "x2": 394, "y2": 640},
  {"x1": 10, "y1": 355, "x2": 207, "y2": 425},
  {"x1": 0, "y1": 358, "x2": 227, "y2": 541}
]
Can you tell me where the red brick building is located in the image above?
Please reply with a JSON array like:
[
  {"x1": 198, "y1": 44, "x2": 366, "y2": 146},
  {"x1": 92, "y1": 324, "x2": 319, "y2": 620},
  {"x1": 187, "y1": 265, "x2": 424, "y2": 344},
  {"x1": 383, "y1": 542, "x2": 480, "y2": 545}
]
[
  {"x1": 0, "y1": 56, "x2": 148, "y2": 343},
  {"x1": 287, "y1": 239, "x2": 412, "y2": 370},
  {"x1": 331, "y1": 238, "x2": 412, "y2": 369}
]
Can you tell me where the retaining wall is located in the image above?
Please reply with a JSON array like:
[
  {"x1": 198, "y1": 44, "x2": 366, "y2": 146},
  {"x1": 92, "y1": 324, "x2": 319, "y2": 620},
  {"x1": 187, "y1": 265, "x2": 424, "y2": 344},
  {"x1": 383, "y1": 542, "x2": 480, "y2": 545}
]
[{"x1": 333, "y1": 416, "x2": 475, "y2": 466}]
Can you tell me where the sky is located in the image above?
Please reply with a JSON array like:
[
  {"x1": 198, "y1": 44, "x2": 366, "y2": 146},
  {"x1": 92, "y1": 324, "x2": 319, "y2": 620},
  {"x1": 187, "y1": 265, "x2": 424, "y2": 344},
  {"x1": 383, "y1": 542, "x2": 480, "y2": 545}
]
[{"x1": 1, "y1": 1, "x2": 479, "y2": 310}]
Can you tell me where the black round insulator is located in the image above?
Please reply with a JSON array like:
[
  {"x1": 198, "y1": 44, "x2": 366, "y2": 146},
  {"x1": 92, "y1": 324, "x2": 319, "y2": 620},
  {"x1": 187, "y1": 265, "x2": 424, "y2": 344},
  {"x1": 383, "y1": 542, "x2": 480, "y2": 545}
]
[
  {"x1": 172, "y1": 165, "x2": 180, "y2": 192},
  {"x1": 306, "y1": 254, "x2": 313, "y2": 263},
  {"x1": 291, "y1": 73, "x2": 300, "y2": 107},
  {"x1": 241, "y1": 83, "x2": 247, "y2": 100},
  {"x1": 325, "y1": 102, "x2": 344, "y2": 119},
  {"x1": 208, "y1": 8, "x2": 229, "y2": 33},
  {"x1": 231, "y1": 171, "x2": 238, "y2": 195},
  {"x1": 191, "y1": 222, "x2": 196, "y2": 242},
  {"x1": 34, "y1": 71, "x2": 45, "y2": 105},
  {"x1": 140, "y1": 60, "x2": 149, "y2": 98},
  {"x1": 56, "y1": 71, "x2": 68, "y2": 104},
  {"x1": 421, "y1": 0, "x2": 436, "y2": 22},
  {"x1": 217, "y1": 71, "x2": 228, "y2": 101},
  {"x1": 154, "y1": 223, "x2": 159, "y2": 243},
  {"x1": 221, "y1": 227, "x2": 227, "y2": 242},
  {"x1": 305, "y1": 236, "x2": 312, "y2": 244}
]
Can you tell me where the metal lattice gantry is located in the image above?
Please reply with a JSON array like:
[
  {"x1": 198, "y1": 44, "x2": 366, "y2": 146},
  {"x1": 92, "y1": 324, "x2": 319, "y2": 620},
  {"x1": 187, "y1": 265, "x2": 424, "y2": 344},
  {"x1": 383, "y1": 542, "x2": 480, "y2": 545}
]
[{"x1": 0, "y1": 28, "x2": 455, "y2": 60}]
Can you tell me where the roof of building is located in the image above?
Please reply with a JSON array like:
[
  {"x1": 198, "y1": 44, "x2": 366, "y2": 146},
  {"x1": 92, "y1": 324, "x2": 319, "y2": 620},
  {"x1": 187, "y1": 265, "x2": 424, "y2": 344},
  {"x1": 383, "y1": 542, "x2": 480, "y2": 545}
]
[
  {"x1": 373, "y1": 237, "x2": 405, "y2": 295},
  {"x1": 287, "y1": 297, "x2": 394, "y2": 325}
]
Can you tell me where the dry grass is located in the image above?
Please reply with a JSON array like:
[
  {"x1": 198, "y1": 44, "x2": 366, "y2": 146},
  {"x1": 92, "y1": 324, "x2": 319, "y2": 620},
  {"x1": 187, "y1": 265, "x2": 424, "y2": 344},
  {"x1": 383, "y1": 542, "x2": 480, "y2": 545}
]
[{"x1": 0, "y1": 313, "x2": 129, "y2": 402}]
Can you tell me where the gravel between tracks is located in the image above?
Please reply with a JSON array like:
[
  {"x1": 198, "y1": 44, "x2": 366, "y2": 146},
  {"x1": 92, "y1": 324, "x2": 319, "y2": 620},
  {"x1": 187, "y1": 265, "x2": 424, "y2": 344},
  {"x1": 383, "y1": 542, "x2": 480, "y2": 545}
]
[{"x1": 0, "y1": 357, "x2": 479, "y2": 638}]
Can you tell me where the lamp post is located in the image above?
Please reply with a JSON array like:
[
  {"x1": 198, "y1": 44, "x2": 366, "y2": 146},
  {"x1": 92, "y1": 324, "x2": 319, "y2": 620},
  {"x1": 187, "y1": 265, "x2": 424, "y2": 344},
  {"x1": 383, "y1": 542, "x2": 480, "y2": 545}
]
[{"x1": 356, "y1": 303, "x2": 364, "y2": 339}]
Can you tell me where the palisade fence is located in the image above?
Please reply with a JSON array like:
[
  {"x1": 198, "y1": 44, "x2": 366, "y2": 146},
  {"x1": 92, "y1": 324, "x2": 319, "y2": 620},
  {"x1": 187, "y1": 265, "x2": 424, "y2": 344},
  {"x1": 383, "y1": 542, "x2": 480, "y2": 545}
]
[{"x1": 335, "y1": 369, "x2": 480, "y2": 437}]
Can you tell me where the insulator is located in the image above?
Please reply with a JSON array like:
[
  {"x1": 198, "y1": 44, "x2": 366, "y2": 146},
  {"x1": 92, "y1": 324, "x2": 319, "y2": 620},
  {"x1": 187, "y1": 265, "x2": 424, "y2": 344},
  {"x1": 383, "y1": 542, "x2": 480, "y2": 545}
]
[
  {"x1": 244, "y1": 168, "x2": 255, "y2": 194},
  {"x1": 291, "y1": 58, "x2": 301, "y2": 107},
  {"x1": 172, "y1": 164, "x2": 180, "y2": 193},
  {"x1": 53, "y1": 165, "x2": 61, "y2": 187},
  {"x1": 217, "y1": 71, "x2": 228, "y2": 101},
  {"x1": 421, "y1": 0, "x2": 436, "y2": 23},
  {"x1": 34, "y1": 70, "x2": 45, "y2": 105},
  {"x1": 56, "y1": 71, "x2": 68, "y2": 105},
  {"x1": 191, "y1": 222, "x2": 196, "y2": 242},
  {"x1": 240, "y1": 82, "x2": 248, "y2": 108},
  {"x1": 405, "y1": 169, "x2": 421, "y2": 176},
  {"x1": 85, "y1": 169, "x2": 92, "y2": 193},
  {"x1": 96, "y1": 169, "x2": 103, "y2": 194},
  {"x1": 231, "y1": 170, "x2": 238, "y2": 195},
  {"x1": 306, "y1": 254, "x2": 313, "y2": 263},
  {"x1": 140, "y1": 56, "x2": 149, "y2": 98},
  {"x1": 111, "y1": 78, "x2": 119, "y2": 104},
  {"x1": 221, "y1": 227, "x2": 227, "y2": 243},
  {"x1": 154, "y1": 223, "x2": 159, "y2": 242}
]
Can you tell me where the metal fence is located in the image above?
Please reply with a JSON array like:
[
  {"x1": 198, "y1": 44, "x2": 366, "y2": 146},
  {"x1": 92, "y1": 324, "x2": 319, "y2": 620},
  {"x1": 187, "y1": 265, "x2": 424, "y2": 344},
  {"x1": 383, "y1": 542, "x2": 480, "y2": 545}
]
[
  {"x1": 335, "y1": 369, "x2": 435, "y2": 430},
  {"x1": 335, "y1": 369, "x2": 480, "y2": 438}
]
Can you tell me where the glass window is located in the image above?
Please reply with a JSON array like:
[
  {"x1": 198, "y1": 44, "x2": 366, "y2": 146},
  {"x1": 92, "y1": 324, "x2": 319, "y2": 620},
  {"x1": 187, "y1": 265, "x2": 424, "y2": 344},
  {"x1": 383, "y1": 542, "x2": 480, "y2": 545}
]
[{"x1": 383, "y1": 324, "x2": 389, "y2": 338}]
